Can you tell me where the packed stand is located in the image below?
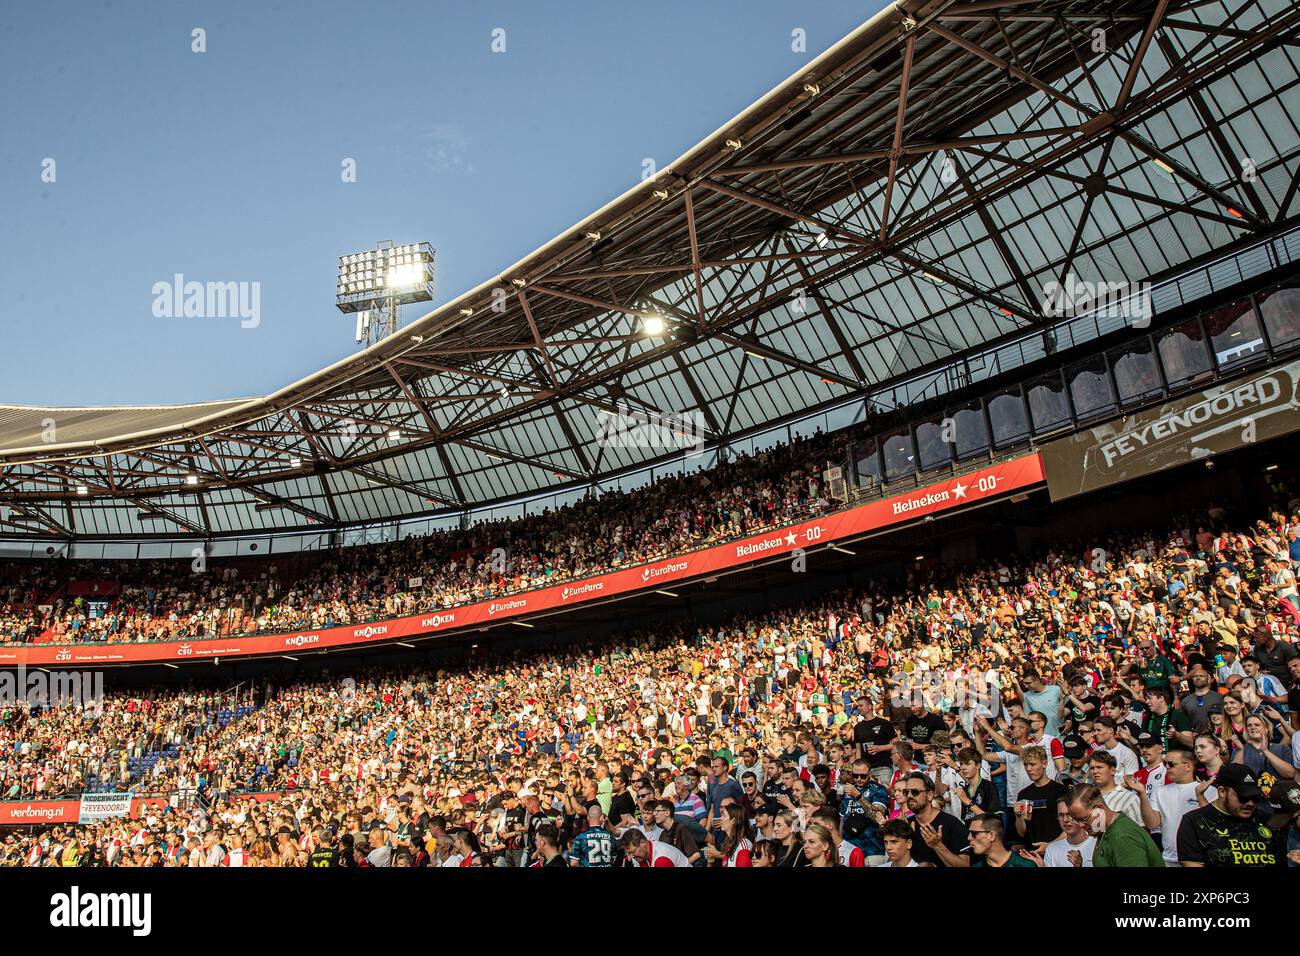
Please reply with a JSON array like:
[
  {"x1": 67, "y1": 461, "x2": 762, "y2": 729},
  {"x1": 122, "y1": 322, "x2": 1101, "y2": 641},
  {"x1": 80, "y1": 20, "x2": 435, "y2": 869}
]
[
  {"x1": 0, "y1": 428, "x2": 854, "y2": 647},
  {"x1": 3, "y1": 491, "x2": 1299, "y2": 868}
]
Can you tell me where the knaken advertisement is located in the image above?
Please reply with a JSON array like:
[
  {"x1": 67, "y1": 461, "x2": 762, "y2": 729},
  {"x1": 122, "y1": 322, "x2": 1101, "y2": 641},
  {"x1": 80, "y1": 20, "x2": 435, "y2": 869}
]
[
  {"x1": 1041, "y1": 359, "x2": 1300, "y2": 500},
  {"x1": 0, "y1": 454, "x2": 1044, "y2": 666}
]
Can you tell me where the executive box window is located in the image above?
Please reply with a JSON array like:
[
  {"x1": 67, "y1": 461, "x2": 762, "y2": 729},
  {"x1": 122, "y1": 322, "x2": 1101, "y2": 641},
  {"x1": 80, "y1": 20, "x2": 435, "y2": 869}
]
[
  {"x1": 1204, "y1": 297, "x2": 1266, "y2": 372},
  {"x1": 1109, "y1": 338, "x2": 1164, "y2": 406},
  {"x1": 949, "y1": 403, "x2": 990, "y2": 460},
  {"x1": 1067, "y1": 355, "x2": 1117, "y2": 421},
  {"x1": 1157, "y1": 318, "x2": 1213, "y2": 390},
  {"x1": 881, "y1": 428, "x2": 917, "y2": 481},
  {"x1": 1257, "y1": 279, "x2": 1300, "y2": 350},
  {"x1": 1026, "y1": 372, "x2": 1071, "y2": 435},
  {"x1": 855, "y1": 436, "x2": 882, "y2": 492},
  {"x1": 914, "y1": 416, "x2": 953, "y2": 471},
  {"x1": 987, "y1": 389, "x2": 1030, "y2": 449}
]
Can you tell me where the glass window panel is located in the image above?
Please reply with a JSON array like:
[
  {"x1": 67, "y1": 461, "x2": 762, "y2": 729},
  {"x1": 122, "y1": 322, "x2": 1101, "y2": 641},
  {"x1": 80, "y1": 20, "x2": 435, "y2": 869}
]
[
  {"x1": 1157, "y1": 319, "x2": 1212, "y2": 390},
  {"x1": 914, "y1": 417, "x2": 952, "y2": 471},
  {"x1": 1026, "y1": 372, "x2": 1070, "y2": 434},
  {"x1": 881, "y1": 428, "x2": 916, "y2": 481},
  {"x1": 854, "y1": 436, "x2": 882, "y2": 491},
  {"x1": 1067, "y1": 355, "x2": 1116, "y2": 420},
  {"x1": 987, "y1": 389, "x2": 1029, "y2": 449},
  {"x1": 1109, "y1": 338, "x2": 1163, "y2": 406},
  {"x1": 950, "y1": 403, "x2": 989, "y2": 460},
  {"x1": 1257, "y1": 280, "x2": 1300, "y2": 350},
  {"x1": 1203, "y1": 298, "x2": 1265, "y2": 371}
]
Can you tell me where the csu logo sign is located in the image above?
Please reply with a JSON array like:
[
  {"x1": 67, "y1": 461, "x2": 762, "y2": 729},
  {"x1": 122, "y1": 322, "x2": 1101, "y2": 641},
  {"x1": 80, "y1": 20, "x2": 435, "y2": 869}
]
[
  {"x1": 176, "y1": 643, "x2": 193, "y2": 657},
  {"x1": 352, "y1": 624, "x2": 388, "y2": 639},
  {"x1": 54, "y1": 648, "x2": 72, "y2": 662}
]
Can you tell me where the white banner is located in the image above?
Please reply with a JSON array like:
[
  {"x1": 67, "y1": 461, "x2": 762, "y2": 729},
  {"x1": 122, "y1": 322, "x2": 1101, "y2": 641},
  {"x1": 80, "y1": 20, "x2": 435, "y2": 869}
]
[
  {"x1": 78, "y1": 793, "x2": 133, "y2": 823},
  {"x1": 408, "y1": 576, "x2": 423, "y2": 589}
]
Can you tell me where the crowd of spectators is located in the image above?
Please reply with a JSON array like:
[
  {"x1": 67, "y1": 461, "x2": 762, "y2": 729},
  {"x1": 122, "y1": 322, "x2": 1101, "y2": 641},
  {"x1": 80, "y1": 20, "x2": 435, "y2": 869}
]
[
  {"x1": 0, "y1": 428, "x2": 852, "y2": 647},
  {"x1": 3, "y1": 478, "x2": 1299, "y2": 867}
]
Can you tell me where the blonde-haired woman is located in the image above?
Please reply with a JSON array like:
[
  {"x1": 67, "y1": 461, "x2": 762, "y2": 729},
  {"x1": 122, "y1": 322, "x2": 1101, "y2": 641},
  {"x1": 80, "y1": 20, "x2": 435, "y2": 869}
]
[
  {"x1": 801, "y1": 823, "x2": 838, "y2": 867},
  {"x1": 772, "y1": 810, "x2": 804, "y2": 867}
]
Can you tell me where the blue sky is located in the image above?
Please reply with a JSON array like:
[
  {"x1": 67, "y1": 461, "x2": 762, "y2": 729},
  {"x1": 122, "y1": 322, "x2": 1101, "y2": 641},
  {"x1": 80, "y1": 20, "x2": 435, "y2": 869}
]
[{"x1": 0, "y1": 0, "x2": 879, "y2": 406}]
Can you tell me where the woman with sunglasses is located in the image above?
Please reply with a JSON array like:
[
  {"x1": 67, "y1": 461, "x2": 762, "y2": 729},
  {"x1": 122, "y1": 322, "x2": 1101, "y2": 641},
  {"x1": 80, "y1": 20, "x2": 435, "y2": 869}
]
[{"x1": 750, "y1": 838, "x2": 779, "y2": 868}]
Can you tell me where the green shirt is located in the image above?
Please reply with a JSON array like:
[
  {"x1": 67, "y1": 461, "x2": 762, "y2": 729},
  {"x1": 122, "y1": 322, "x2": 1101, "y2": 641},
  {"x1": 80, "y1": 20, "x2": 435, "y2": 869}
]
[
  {"x1": 1137, "y1": 655, "x2": 1176, "y2": 690},
  {"x1": 1094, "y1": 812, "x2": 1164, "y2": 867},
  {"x1": 973, "y1": 851, "x2": 1037, "y2": 867}
]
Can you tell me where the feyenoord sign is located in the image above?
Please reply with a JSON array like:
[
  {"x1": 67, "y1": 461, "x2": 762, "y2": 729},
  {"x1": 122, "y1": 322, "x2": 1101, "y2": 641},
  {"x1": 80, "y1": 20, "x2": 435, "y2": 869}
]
[
  {"x1": 1041, "y1": 358, "x2": 1300, "y2": 500},
  {"x1": 78, "y1": 793, "x2": 134, "y2": 822}
]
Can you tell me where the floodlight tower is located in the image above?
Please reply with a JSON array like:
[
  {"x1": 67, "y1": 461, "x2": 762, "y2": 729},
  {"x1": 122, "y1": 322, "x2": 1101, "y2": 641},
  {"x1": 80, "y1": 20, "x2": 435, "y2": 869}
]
[{"x1": 335, "y1": 240, "x2": 435, "y2": 346}]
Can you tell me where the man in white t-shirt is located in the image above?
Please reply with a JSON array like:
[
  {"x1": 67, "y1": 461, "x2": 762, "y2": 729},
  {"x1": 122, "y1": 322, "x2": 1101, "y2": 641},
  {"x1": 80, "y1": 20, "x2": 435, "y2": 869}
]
[
  {"x1": 879, "y1": 818, "x2": 918, "y2": 868},
  {"x1": 1124, "y1": 750, "x2": 1215, "y2": 864},
  {"x1": 1042, "y1": 798, "x2": 1096, "y2": 867},
  {"x1": 1090, "y1": 717, "x2": 1139, "y2": 780}
]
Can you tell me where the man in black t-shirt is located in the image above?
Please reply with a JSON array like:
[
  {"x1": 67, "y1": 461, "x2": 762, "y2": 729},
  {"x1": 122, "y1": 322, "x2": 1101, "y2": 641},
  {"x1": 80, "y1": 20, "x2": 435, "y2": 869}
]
[
  {"x1": 1012, "y1": 746, "x2": 1067, "y2": 847},
  {"x1": 852, "y1": 697, "x2": 897, "y2": 784},
  {"x1": 904, "y1": 702, "x2": 945, "y2": 747},
  {"x1": 902, "y1": 772, "x2": 970, "y2": 867},
  {"x1": 1176, "y1": 765, "x2": 1286, "y2": 867},
  {"x1": 522, "y1": 794, "x2": 555, "y2": 867},
  {"x1": 532, "y1": 824, "x2": 569, "y2": 868},
  {"x1": 308, "y1": 828, "x2": 340, "y2": 868}
]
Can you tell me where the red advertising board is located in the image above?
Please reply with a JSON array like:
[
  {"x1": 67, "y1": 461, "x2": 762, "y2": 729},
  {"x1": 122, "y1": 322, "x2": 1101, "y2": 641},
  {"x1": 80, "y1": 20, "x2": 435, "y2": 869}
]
[
  {"x1": 0, "y1": 453, "x2": 1043, "y2": 667},
  {"x1": 0, "y1": 800, "x2": 80, "y2": 826}
]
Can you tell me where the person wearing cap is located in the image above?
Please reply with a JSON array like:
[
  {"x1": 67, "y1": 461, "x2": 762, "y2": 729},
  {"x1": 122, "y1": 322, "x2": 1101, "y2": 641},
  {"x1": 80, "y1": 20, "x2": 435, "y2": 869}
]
[
  {"x1": 1175, "y1": 764, "x2": 1286, "y2": 866},
  {"x1": 1057, "y1": 734, "x2": 1091, "y2": 786},
  {"x1": 1217, "y1": 644, "x2": 1246, "y2": 685}
]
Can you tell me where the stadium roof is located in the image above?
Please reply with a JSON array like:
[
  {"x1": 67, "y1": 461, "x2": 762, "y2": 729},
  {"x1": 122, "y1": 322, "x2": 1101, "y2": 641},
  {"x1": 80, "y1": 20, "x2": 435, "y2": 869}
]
[{"x1": 2, "y1": 0, "x2": 1298, "y2": 540}]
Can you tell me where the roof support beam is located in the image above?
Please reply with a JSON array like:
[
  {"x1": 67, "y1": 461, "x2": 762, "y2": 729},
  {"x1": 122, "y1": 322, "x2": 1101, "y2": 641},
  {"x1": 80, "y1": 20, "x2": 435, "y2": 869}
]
[{"x1": 879, "y1": 35, "x2": 916, "y2": 243}]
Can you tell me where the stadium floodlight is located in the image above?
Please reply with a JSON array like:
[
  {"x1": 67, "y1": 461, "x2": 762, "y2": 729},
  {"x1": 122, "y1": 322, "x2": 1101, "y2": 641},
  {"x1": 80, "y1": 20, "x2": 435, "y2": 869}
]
[
  {"x1": 642, "y1": 313, "x2": 666, "y2": 337},
  {"x1": 75, "y1": 485, "x2": 88, "y2": 495},
  {"x1": 336, "y1": 240, "x2": 435, "y2": 347},
  {"x1": 185, "y1": 474, "x2": 199, "y2": 486},
  {"x1": 387, "y1": 429, "x2": 402, "y2": 442}
]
